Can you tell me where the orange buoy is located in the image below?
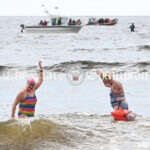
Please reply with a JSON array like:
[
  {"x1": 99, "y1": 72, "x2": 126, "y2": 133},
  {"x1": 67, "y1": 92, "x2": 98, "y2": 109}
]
[
  {"x1": 73, "y1": 77, "x2": 79, "y2": 81},
  {"x1": 111, "y1": 109, "x2": 132, "y2": 121}
]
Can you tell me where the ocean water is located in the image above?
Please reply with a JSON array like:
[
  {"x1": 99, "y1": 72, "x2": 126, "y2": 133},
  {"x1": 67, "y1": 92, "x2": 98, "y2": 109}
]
[{"x1": 0, "y1": 16, "x2": 150, "y2": 150}]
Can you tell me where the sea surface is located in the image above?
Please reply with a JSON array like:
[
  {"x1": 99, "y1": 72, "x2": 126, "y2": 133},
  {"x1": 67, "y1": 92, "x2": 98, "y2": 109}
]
[{"x1": 0, "y1": 16, "x2": 150, "y2": 150}]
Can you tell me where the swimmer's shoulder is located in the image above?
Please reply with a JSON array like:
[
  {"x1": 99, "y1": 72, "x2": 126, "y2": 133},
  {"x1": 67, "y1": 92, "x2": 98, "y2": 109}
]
[
  {"x1": 17, "y1": 89, "x2": 27, "y2": 101},
  {"x1": 113, "y1": 80, "x2": 123, "y2": 88}
]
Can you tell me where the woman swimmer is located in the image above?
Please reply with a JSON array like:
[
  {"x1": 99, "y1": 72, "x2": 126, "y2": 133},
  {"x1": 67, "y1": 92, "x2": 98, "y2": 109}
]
[
  {"x1": 96, "y1": 70, "x2": 128, "y2": 110},
  {"x1": 11, "y1": 61, "x2": 43, "y2": 118}
]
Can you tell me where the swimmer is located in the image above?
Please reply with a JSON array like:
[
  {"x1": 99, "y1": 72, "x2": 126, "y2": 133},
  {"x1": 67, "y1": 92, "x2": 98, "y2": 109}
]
[
  {"x1": 11, "y1": 61, "x2": 43, "y2": 118},
  {"x1": 96, "y1": 70, "x2": 128, "y2": 110}
]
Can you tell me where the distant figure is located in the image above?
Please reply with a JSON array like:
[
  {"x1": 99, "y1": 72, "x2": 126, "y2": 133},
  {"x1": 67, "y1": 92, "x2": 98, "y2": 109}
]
[
  {"x1": 105, "y1": 18, "x2": 110, "y2": 23},
  {"x1": 58, "y1": 17, "x2": 62, "y2": 25},
  {"x1": 42, "y1": 20, "x2": 49, "y2": 26},
  {"x1": 77, "y1": 19, "x2": 81, "y2": 25},
  {"x1": 98, "y1": 18, "x2": 104, "y2": 23},
  {"x1": 72, "y1": 20, "x2": 76, "y2": 25},
  {"x1": 39, "y1": 20, "x2": 43, "y2": 25},
  {"x1": 52, "y1": 18, "x2": 57, "y2": 25},
  {"x1": 130, "y1": 23, "x2": 135, "y2": 32},
  {"x1": 68, "y1": 18, "x2": 73, "y2": 25},
  {"x1": 20, "y1": 24, "x2": 25, "y2": 33},
  {"x1": 88, "y1": 18, "x2": 96, "y2": 25},
  {"x1": 88, "y1": 18, "x2": 93, "y2": 25}
]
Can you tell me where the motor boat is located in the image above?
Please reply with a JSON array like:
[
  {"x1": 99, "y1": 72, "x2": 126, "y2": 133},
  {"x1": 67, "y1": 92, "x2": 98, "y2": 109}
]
[
  {"x1": 86, "y1": 18, "x2": 118, "y2": 26},
  {"x1": 21, "y1": 16, "x2": 82, "y2": 34}
]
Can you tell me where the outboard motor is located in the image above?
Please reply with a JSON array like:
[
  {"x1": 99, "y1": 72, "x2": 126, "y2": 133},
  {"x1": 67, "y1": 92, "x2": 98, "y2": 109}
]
[{"x1": 20, "y1": 24, "x2": 25, "y2": 33}]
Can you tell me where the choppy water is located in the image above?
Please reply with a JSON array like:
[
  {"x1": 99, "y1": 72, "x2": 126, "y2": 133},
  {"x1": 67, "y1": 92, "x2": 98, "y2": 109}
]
[
  {"x1": 0, "y1": 16, "x2": 150, "y2": 149},
  {"x1": 1, "y1": 114, "x2": 150, "y2": 150}
]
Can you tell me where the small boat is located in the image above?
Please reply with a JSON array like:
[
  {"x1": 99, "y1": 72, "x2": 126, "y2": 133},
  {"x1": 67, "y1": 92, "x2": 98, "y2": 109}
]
[
  {"x1": 21, "y1": 5, "x2": 83, "y2": 34},
  {"x1": 86, "y1": 18, "x2": 118, "y2": 26}
]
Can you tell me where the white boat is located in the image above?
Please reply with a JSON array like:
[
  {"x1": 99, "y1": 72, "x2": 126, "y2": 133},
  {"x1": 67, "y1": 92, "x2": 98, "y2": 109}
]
[{"x1": 21, "y1": 12, "x2": 82, "y2": 33}]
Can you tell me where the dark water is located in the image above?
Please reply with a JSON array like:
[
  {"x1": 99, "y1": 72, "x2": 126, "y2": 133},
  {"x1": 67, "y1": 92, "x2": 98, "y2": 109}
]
[{"x1": 0, "y1": 16, "x2": 150, "y2": 149}]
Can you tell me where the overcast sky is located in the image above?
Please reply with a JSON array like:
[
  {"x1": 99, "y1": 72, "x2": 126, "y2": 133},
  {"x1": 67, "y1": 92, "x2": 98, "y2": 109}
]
[{"x1": 0, "y1": 0, "x2": 150, "y2": 16}]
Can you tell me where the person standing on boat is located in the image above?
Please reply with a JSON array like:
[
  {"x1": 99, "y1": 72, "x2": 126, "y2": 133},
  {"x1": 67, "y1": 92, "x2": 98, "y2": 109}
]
[
  {"x1": 130, "y1": 23, "x2": 135, "y2": 32},
  {"x1": 96, "y1": 70, "x2": 128, "y2": 110},
  {"x1": 11, "y1": 61, "x2": 43, "y2": 118}
]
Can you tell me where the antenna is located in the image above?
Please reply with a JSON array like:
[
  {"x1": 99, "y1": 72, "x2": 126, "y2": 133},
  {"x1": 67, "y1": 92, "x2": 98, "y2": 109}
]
[
  {"x1": 54, "y1": 6, "x2": 59, "y2": 16},
  {"x1": 41, "y1": 3, "x2": 50, "y2": 16}
]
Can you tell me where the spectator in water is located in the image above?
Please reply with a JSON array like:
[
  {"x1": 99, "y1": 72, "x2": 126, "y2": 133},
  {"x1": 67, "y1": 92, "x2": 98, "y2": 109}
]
[{"x1": 130, "y1": 23, "x2": 135, "y2": 32}]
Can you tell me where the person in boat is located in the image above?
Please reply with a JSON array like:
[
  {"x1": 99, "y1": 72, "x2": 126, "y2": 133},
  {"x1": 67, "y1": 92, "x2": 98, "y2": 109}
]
[
  {"x1": 96, "y1": 70, "x2": 128, "y2": 110},
  {"x1": 52, "y1": 18, "x2": 57, "y2": 25},
  {"x1": 88, "y1": 18, "x2": 96, "y2": 25},
  {"x1": 42, "y1": 20, "x2": 49, "y2": 26},
  {"x1": 72, "y1": 20, "x2": 76, "y2": 25},
  {"x1": 92, "y1": 18, "x2": 97, "y2": 24},
  {"x1": 88, "y1": 18, "x2": 92, "y2": 25},
  {"x1": 105, "y1": 19, "x2": 110, "y2": 23},
  {"x1": 98, "y1": 18, "x2": 104, "y2": 24},
  {"x1": 68, "y1": 18, "x2": 73, "y2": 25},
  {"x1": 58, "y1": 17, "x2": 62, "y2": 25},
  {"x1": 130, "y1": 23, "x2": 135, "y2": 32},
  {"x1": 77, "y1": 19, "x2": 81, "y2": 25},
  {"x1": 39, "y1": 20, "x2": 43, "y2": 25},
  {"x1": 110, "y1": 19, "x2": 115, "y2": 23},
  {"x1": 98, "y1": 18, "x2": 101, "y2": 24},
  {"x1": 11, "y1": 61, "x2": 43, "y2": 118}
]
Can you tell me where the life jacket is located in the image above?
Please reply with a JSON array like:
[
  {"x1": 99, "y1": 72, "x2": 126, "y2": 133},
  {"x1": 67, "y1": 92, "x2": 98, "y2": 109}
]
[{"x1": 111, "y1": 109, "x2": 131, "y2": 121}]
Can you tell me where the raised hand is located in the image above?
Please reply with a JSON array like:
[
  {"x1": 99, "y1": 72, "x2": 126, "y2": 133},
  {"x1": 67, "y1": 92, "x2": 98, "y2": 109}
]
[
  {"x1": 39, "y1": 61, "x2": 42, "y2": 70},
  {"x1": 96, "y1": 70, "x2": 102, "y2": 76},
  {"x1": 96, "y1": 70, "x2": 100, "y2": 75}
]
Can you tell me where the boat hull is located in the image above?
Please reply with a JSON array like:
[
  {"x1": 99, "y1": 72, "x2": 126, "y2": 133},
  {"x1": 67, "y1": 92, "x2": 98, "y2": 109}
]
[{"x1": 24, "y1": 25, "x2": 82, "y2": 33}]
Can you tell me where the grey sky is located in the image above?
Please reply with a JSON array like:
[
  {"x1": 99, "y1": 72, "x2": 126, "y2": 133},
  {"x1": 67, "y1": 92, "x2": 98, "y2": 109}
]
[{"x1": 0, "y1": 0, "x2": 150, "y2": 16}]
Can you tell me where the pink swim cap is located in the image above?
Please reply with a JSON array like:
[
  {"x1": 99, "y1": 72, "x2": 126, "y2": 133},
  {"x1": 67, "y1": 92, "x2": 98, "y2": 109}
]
[{"x1": 27, "y1": 78, "x2": 35, "y2": 85}]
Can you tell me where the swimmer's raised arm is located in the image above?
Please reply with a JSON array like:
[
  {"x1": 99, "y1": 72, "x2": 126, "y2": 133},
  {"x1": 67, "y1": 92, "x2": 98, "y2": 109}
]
[
  {"x1": 96, "y1": 70, "x2": 103, "y2": 80},
  {"x1": 96, "y1": 70, "x2": 110, "y2": 87},
  {"x1": 109, "y1": 72, "x2": 113, "y2": 79},
  {"x1": 34, "y1": 61, "x2": 43, "y2": 91}
]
